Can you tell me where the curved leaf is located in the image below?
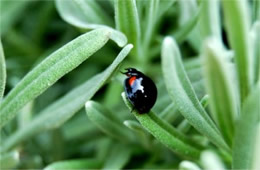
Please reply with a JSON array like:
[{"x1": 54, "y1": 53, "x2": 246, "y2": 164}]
[
  {"x1": 122, "y1": 92, "x2": 201, "y2": 159},
  {"x1": 0, "y1": 44, "x2": 133, "y2": 152},
  {"x1": 55, "y1": 0, "x2": 127, "y2": 47},
  {"x1": 161, "y1": 36, "x2": 229, "y2": 152},
  {"x1": 0, "y1": 28, "x2": 111, "y2": 129}
]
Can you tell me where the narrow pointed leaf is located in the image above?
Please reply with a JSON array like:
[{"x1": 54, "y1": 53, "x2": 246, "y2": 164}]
[
  {"x1": 202, "y1": 38, "x2": 238, "y2": 146},
  {"x1": 161, "y1": 36, "x2": 229, "y2": 152},
  {"x1": 142, "y1": 0, "x2": 159, "y2": 58},
  {"x1": 232, "y1": 84, "x2": 260, "y2": 169},
  {"x1": 122, "y1": 92, "x2": 201, "y2": 159},
  {"x1": 0, "y1": 28, "x2": 111, "y2": 129},
  {"x1": 0, "y1": 44, "x2": 133, "y2": 152},
  {"x1": 222, "y1": 0, "x2": 253, "y2": 102},
  {"x1": 115, "y1": 0, "x2": 140, "y2": 56}
]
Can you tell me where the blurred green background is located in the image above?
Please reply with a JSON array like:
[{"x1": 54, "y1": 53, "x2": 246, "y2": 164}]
[{"x1": 0, "y1": 0, "x2": 259, "y2": 169}]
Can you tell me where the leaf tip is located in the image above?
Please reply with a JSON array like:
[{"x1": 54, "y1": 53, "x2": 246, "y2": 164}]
[
  {"x1": 85, "y1": 100, "x2": 93, "y2": 110},
  {"x1": 163, "y1": 36, "x2": 174, "y2": 47},
  {"x1": 127, "y1": 44, "x2": 134, "y2": 49}
]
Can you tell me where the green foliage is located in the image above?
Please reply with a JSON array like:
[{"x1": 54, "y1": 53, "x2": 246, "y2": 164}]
[
  {"x1": 0, "y1": 28, "x2": 112, "y2": 128},
  {"x1": 1, "y1": 45, "x2": 132, "y2": 152},
  {"x1": 202, "y1": 37, "x2": 238, "y2": 146},
  {"x1": 232, "y1": 84, "x2": 260, "y2": 169},
  {"x1": 115, "y1": 0, "x2": 140, "y2": 58},
  {"x1": 0, "y1": 0, "x2": 258, "y2": 169},
  {"x1": 222, "y1": 0, "x2": 253, "y2": 102},
  {"x1": 122, "y1": 92, "x2": 201, "y2": 159},
  {"x1": 161, "y1": 36, "x2": 228, "y2": 152}
]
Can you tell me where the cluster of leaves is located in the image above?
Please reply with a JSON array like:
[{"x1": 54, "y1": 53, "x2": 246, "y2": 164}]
[{"x1": 0, "y1": 0, "x2": 259, "y2": 169}]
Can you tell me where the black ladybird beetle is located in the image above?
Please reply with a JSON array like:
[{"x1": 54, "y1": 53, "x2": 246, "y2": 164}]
[{"x1": 122, "y1": 68, "x2": 157, "y2": 114}]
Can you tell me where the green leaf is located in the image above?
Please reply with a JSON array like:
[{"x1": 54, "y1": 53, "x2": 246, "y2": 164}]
[
  {"x1": 200, "y1": 95, "x2": 210, "y2": 108},
  {"x1": 55, "y1": 0, "x2": 127, "y2": 47},
  {"x1": 0, "y1": 28, "x2": 111, "y2": 129},
  {"x1": 0, "y1": 40, "x2": 6, "y2": 101},
  {"x1": 173, "y1": 3, "x2": 201, "y2": 44},
  {"x1": 222, "y1": 0, "x2": 253, "y2": 102},
  {"x1": 85, "y1": 100, "x2": 135, "y2": 142},
  {"x1": 122, "y1": 92, "x2": 201, "y2": 159},
  {"x1": 177, "y1": 95, "x2": 209, "y2": 133},
  {"x1": 103, "y1": 144, "x2": 132, "y2": 170},
  {"x1": 179, "y1": 160, "x2": 201, "y2": 170},
  {"x1": 252, "y1": 0, "x2": 260, "y2": 22},
  {"x1": 124, "y1": 120, "x2": 144, "y2": 133},
  {"x1": 0, "y1": 44, "x2": 133, "y2": 152},
  {"x1": 232, "y1": 84, "x2": 260, "y2": 169},
  {"x1": 161, "y1": 36, "x2": 229, "y2": 152},
  {"x1": 200, "y1": 150, "x2": 225, "y2": 170},
  {"x1": 202, "y1": 37, "x2": 238, "y2": 146},
  {"x1": 55, "y1": 0, "x2": 112, "y2": 26},
  {"x1": 142, "y1": 0, "x2": 159, "y2": 58},
  {"x1": 251, "y1": 21, "x2": 260, "y2": 84},
  {"x1": 44, "y1": 159, "x2": 101, "y2": 170},
  {"x1": 199, "y1": 0, "x2": 221, "y2": 41},
  {"x1": 0, "y1": 151, "x2": 20, "y2": 169},
  {"x1": 115, "y1": 0, "x2": 141, "y2": 57},
  {"x1": 178, "y1": 0, "x2": 202, "y2": 51}
]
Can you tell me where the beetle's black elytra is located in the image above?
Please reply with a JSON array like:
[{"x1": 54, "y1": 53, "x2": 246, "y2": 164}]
[{"x1": 122, "y1": 68, "x2": 157, "y2": 114}]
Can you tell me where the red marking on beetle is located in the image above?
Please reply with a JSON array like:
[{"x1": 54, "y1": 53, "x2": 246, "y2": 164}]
[{"x1": 129, "y1": 76, "x2": 136, "y2": 86}]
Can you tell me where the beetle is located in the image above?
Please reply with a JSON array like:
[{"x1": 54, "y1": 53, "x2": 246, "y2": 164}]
[{"x1": 122, "y1": 68, "x2": 157, "y2": 114}]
